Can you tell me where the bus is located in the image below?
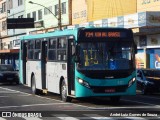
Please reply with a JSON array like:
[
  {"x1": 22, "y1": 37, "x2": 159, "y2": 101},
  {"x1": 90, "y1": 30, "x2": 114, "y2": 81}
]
[{"x1": 19, "y1": 27, "x2": 137, "y2": 102}]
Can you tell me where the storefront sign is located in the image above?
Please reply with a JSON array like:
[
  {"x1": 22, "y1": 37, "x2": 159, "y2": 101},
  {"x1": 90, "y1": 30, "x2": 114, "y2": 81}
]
[
  {"x1": 34, "y1": 21, "x2": 44, "y2": 28},
  {"x1": 94, "y1": 20, "x2": 102, "y2": 27},
  {"x1": 117, "y1": 16, "x2": 124, "y2": 28},
  {"x1": 146, "y1": 12, "x2": 160, "y2": 26},
  {"x1": 13, "y1": 39, "x2": 20, "y2": 47},
  {"x1": 108, "y1": 17, "x2": 117, "y2": 27},
  {"x1": 124, "y1": 13, "x2": 138, "y2": 28},
  {"x1": 102, "y1": 19, "x2": 108, "y2": 27},
  {"x1": 138, "y1": 12, "x2": 146, "y2": 26}
]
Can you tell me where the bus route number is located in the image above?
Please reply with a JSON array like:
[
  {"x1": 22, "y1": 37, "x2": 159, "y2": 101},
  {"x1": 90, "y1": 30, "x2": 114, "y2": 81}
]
[{"x1": 85, "y1": 32, "x2": 120, "y2": 38}]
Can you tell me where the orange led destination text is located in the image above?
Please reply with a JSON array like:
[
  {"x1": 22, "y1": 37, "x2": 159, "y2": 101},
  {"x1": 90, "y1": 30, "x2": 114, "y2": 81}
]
[{"x1": 85, "y1": 32, "x2": 120, "y2": 38}]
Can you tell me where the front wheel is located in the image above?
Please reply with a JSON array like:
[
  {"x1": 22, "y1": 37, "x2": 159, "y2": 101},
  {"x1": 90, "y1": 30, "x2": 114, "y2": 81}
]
[{"x1": 60, "y1": 80, "x2": 72, "y2": 102}]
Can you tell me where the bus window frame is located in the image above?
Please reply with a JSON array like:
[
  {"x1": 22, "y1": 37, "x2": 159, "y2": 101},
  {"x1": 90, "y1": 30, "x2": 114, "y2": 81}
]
[
  {"x1": 47, "y1": 36, "x2": 68, "y2": 62},
  {"x1": 48, "y1": 37, "x2": 57, "y2": 61},
  {"x1": 57, "y1": 37, "x2": 67, "y2": 61},
  {"x1": 34, "y1": 39, "x2": 42, "y2": 60},
  {"x1": 27, "y1": 40, "x2": 35, "y2": 60}
]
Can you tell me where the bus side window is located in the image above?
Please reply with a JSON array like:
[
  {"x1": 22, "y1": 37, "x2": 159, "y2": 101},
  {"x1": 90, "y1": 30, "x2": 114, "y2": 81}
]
[
  {"x1": 57, "y1": 37, "x2": 67, "y2": 61},
  {"x1": 34, "y1": 39, "x2": 41, "y2": 60},
  {"x1": 58, "y1": 38, "x2": 67, "y2": 48},
  {"x1": 48, "y1": 38, "x2": 57, "y2": 61},
  {"x1": 48, "y1": 50, "x2": 56, "y2": 60},
  {"x1": 28, "y1": 40, "x2": 34, "y2": 60},
  {"x1": 57, "y1": 50, "x2": 66, "y2": 61}
]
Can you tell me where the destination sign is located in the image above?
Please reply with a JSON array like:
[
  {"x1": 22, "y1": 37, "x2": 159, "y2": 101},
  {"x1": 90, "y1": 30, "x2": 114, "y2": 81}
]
[
  {"x1": 78, "y1": 28, "x2": 132, "y2": 41},
  {"x1": 85, "y1": 31, "x2": 121, "y2": 38}
]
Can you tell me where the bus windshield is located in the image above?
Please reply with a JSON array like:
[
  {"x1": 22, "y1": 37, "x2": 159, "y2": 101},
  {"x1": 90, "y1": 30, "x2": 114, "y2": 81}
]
[{"x1": 77, "y1": 40, "x2": 133, "y2": 70}]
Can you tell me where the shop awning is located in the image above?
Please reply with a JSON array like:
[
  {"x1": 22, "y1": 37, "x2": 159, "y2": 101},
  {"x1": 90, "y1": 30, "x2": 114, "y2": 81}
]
[{"x1": 0, "y1": 49, "x2": 19, "y2": 54}]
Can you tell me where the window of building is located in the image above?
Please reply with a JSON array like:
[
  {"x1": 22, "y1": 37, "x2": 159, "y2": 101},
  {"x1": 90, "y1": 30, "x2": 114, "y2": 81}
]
[
  {"x1": 38, "y1": 9, "x2": 42, "y2": 20},
  {"x1": 2, "y1": 21, "x2": 6, "y2": 30},
  {"x1": 54, "y1": 4, "x2": 59, "y2": 16},
  {"x1": 18, "y1": 15, "x2": 23, "y2": 18},
  {"x1": 18, "y1": 0, "x2": 23, "y2": 6},
  {"x1": 2, "y1": 2, "x2": 6, "y2": 13},
  {"x1": 62, "y1": 2, "x2": 66, "y2": 14},
  {"x1": 8, "y1": 0, "x2": 13, "y2": 9},
  {"x1": 27, "y1": 13, "x2": 30, "y2": 18},
  {"x1": 44, "y1": 6, "x2": 52, "y2": 15},
  {"x1": 32, "y1": 11, "x2": 36, "y2": 21}
]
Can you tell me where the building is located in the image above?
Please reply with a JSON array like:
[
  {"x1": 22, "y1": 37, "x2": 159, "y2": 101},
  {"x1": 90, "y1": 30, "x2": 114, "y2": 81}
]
[
  {"x1": 25, "y1": 0, "x2": 72, "y2": 34},
  {"x1": 135, "y1": 0, "x2": 160, "y2": 69},
  {"x1": 0, "y1": 0, "x2": 71, "y2": 70},
  {"x1": 72, "y1": 0, "x2": 137, "y2": 26},
  {"x1": 0, "y1": 0, "x2": 25, "y2": 70}
]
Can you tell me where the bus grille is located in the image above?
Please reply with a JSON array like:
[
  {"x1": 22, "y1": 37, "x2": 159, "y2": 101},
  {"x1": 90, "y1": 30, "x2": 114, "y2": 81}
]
[{"x1": 90, "y1": 85, "x2": 128, "y2": 93}]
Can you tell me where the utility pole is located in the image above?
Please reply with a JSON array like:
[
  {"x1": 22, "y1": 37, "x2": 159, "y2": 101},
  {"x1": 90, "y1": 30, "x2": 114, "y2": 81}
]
[
  {"x1": 29, "y1": 1, "x2": 62, "y2": 30},
  {"x1": 58, "y1": 0, "x2": 62, "y2": 30}
]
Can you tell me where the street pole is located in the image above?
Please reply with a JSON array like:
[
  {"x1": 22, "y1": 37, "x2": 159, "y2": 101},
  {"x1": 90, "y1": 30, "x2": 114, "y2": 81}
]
[
  {"x1": 28, "y1": 1, "x2": 62, "y2": 30},
  {"x1": 58, "y1": 0, "x2": 62, "y2": 30}
]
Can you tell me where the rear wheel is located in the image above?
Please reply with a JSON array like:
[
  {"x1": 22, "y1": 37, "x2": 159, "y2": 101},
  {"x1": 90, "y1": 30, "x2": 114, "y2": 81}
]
[{"x1": 60, "y1": 80, "x2": 72, "y2": 102}]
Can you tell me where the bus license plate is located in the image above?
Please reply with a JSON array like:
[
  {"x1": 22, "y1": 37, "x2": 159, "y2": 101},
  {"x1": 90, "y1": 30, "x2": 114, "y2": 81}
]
[{"x1": 105, "y1": 88, "x2": 115, "y2": 93}]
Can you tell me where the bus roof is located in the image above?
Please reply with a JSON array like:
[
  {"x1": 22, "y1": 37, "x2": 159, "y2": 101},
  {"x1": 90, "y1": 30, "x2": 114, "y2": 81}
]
[{"x1": 20, "y1": 28, "x2": 79, "y2": 40}]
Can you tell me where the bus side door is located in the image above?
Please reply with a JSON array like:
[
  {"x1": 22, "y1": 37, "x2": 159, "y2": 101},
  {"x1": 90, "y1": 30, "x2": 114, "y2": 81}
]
[
  {"x1": 68, "y1": 38, "x2": 75, "y2": 95},
  {"x1": 41, "y1": 40, "x2": 47, "y2": 89}
]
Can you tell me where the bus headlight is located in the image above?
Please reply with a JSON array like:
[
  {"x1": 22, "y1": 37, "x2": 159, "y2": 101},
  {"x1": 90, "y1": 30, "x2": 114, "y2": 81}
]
[
  {"x1": 128, "y1": 77, "x2": 136, "y2": 87},
  {"x1": 77, "y1": 78, "x2": 90, "y2": 88}
]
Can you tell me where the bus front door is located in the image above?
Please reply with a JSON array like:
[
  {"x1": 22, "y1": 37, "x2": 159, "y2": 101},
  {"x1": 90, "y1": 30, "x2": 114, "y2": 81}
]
[
  {"x1": 68, "y1": 39, "x2": 75, "y2": 95},
  {"x1": 41, "y1": 41, "x2": 47, "y2": 89},
  {"x1": 22, "y1": 41, "x2": 27, "y2": 84}
]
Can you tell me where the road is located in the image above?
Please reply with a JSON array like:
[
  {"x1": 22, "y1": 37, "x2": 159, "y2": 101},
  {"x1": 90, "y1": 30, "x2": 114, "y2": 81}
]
[{"x1": 0, "y1": 84, "x2": 160, "y2": 120}]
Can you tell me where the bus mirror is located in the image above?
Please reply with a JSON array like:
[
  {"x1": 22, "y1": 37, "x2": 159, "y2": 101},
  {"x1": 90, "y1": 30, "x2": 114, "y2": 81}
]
[{"x1": 72, "y1": 45, "x2": 76, "y2": 55}]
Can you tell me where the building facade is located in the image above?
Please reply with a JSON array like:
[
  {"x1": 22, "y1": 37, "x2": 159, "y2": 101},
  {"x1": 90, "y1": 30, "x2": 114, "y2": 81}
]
[
  {"x1": 72, "y1": 0, "x2": 137, "y2": 26},
  {"x1": 25, "y1": 0, "x2": 71, "y2": 34},
  {"x1": 135, "y1": 0, "x2": 160, "y2": 69},
  {"x1": 0, "y1": 0, "x2": 25, "y2": 70}
]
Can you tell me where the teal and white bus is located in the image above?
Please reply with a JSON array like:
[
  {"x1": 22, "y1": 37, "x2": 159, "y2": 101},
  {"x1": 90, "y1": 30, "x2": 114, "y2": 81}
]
[{"x1": 19, "y1": 27, "x2": 137, "y2": 102}]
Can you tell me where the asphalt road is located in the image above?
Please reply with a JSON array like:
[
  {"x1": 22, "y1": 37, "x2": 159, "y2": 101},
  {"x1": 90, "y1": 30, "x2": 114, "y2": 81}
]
[{"x1": 0, "y1": 84, "x2": 160, "y2": 120}]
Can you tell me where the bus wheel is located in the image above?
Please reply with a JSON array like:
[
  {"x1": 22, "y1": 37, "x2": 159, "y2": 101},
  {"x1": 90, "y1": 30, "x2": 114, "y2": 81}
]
[
  {"x1": 110, "y1": 96, "x2": 121, "y2": 103},
  {"x1": 61, "y1": 80, "x2": 72, "y2": 102},
  {"x1": 31, "y1": 75, "x2": 38, "y2": 95}
]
